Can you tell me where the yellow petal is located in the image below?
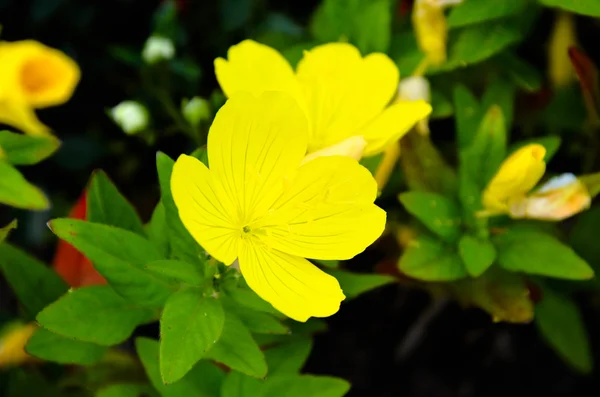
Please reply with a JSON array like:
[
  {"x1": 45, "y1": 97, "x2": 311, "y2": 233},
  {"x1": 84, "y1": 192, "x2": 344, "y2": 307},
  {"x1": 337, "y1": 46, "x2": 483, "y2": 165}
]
[
  {"x1": 0, "y1": 323, "x2": 37, "y2": 367},
  {"x1": 0, "y1": 100, "x2": 51, "y2": 136},
  {"x1": 483, "y1": 144, "x2": 547, "y2": 213},
  {"x1": 296, "y1": 43, "x2": 399, "y2": 152},
  {"x1": 0, "y1": 40, "x2": 80, "y2": 108},
  {"x1": 258, "y1": 156, "x2": 386, "y2": 260},
  {"x1": 214, "y1": 40, "x2": 303, "y2": 104},
  {"x1": 238, "y1": 242, "x2": 345, "y2": 322},
  {"x1": 171, "y1": 154, "x2": 239, "y2": 265},
  {"x1": 361, "y1": 100, "x2": 432, "y2": 156},
  {"x1": 300, "y1": 135, "x2": 367, "y2": 164},
  {"x1": 207, "y1": 91, "x2": 309, "y2": 225},
  {"x1": 412, "y1": 0, "x2": 448, "y2": 66}
]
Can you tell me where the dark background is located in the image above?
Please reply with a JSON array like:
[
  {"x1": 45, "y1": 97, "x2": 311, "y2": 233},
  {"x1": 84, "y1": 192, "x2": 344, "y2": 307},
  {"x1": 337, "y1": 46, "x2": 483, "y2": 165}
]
[{"x1": 1, "y1": 1, "x2": 600, "y2": 396}]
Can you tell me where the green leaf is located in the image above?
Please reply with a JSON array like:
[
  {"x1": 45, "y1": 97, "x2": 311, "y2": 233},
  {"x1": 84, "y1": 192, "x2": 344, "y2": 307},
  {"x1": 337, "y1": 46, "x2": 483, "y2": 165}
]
[
  {"x1": 137, "y1": 338, "x2": 225, "y2": 397},
  {"x1": 26, "y1": 327, "x2": 107, "y2": 365},
  {"x1": 205, "y1": 312, "x2": 267, "y2": 378},
  {"x1": 147, "y1": 201, "x2": 170, "y2": 258},
  {"x1": 264, "y1": 338, "x2": 312, "y2": 376},
  {"x1": 157, "y1": 152, "x2": 206, "y2": 265},
  {"x1": 222, "y1": 297, "x2": 288, "y2": 335},
  {"x1": 430, "y1": 20, "x2": 524, "y2": 74},
  {"x1": 0, "y1": 161, "x2": 49, "y2": 210},
  {"x1": 569, "y1": 206, "x2": 600, "y2": 277},
  {"x1": 447, "y1": 0, "x2": 528, "y2": 28},
  {"x1": 0, "y1": 131, "x2": 60, "y2": 165},
  {"x1": 0, "y1": 243, "x2": 67, "y2": 318},
  {"x1": 430, "y1": 90, "x2": 454, "y2": 119},
  {"x1": 359, "y1": 153, "x2": 383, "y2": 177},
  {"x1": 87, "y1": 170, "x2": 146, "y2": 236},
  {"x1": 399, "y1": 236, "x2": 467, "y2": 281},
  {"x1": 0, "y1": 219, "x2": 17, "y2": 243},
  {"x1": 5, "y1": 368, "x2": 61, "y2": 397},
  {"x1": 493, "y1": 228, "x2": 594, "y2": 280},
  {"x1": 453, "y1": 85, "x2": 481, "y2": 149},
  {"x1": 535, "y1": 287, "x2": 592, "y2": 373},
  {"x1": 539, "y1": 0, "x2": 600, "y2": 16},
  {"x1": 390, "y1": 32, "x2": 424, "y2": 77},
  {"x1": 509, "y1": 136, "x2": 561, "y2": 162},
  {"x1": 37, "y1": 285, "x2": 154, "y2": 346},
  {"x1": 225, "y1": 286, "x2": 282, "y2": 317},
  {"x1": 220, "y1": 372, "x2": 264, "y2": 397},
  {"x1": 458, "y1": 235, "x2": 497, "y2": 277},
  {"x1": 326, "y1": 269, "x2": 394, "y2": 299},
  {"x1": 48, "y1": 219, "x2": 172, "y2": 307},
  {"x1": 96, "y1": 383, "x2": 158, "y2": 397},
  {"x1": 481, "y1": 79, "x2": 515, "y2": 132},
  {"x1": 495, "y1": 53, "x2": 542, "y2": 92},
  {"x1": 160, "y1": 288, "x2": 225, "y2": 384},
  {"x1": 144, "y1": 259, "x2": 207, "y2": 286},
  {"x1": 261, "y1": 375, "x2": 351, "y2": 397},
  {"x1": 399, "y1": 192, "x2": 462, "y2": 242}
]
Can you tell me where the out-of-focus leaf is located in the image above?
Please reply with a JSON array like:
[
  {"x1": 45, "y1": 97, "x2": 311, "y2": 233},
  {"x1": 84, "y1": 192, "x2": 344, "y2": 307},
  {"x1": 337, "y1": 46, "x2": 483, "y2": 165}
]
[
  {"x1": 535, "y1": 286, "x2": 592, "y2": 373},
  {"x1": 399, "y1": 236, "x2": 467, "y2": 281},
  {"x1": 0, "y1": 131, "x2": 60, "y2": 165},
  {"x1": 539, "y1": 0, "x2": 600, "y2": 17},
  {"x1": 0, "y1": 219, "x2": 17, "y2": 243},
  {"x1": 399, "y1": 192, "x2": 462, "y2": 242},
  {"x1": 458, "y1": 235, "x2": 496, "y2": 277},
  {"x1": 481, "y1": 79, "x2": 515, "y2": 130},
  {"x1": 37, "y1": 286, "x2": 154, "y2": 346},
  {"x1": 326, "y1": 269, "x2": 395, "y2": 299},
  {"x1": 220, "y1": 0, "x2": 253, "y2": 31},
  {"x1": 390, "y1": 32, "x2": 424, "y2": 77},
  {"x1": 0, "y1": 161, "x2": 49, "y2": 210},
  {"x1": 26, "y1": 327, "x2": 106, "y2": 365},
  {"x1": 6, "y1": 369, "x2": 60, "y2": 397},
  {"x1": 48, "y1": 219, "x2": 173, "y2": 307},
  {"x1": 0, "y1": 244, "x2": 67, "y2": 318},
  {"x1": 87, "y1": 170, "x2": 146, "y2": 236},
  {"x1": 261, "y1": 375, "x2": 351, "y2": 397},
  {"x1": 570, "y1": 206, "x2": 600, "y2": 277},
  {"x1": 447, "y1": 0, "x2": 528, "y2": 28},
  {"x1": 580, "y1": 171, "x2": 600, "y2": 198},
  {"x1": 509, "y1": 136, "x2": 561, "y2": 162},
  {"x1": 453, "y1": 268, "x2": 533, "y2": 323},
  {"x1": 568, "y1": 47, "x2": 600, "y2": 122},
  {"x1": 493, "y1": 227, "x2": 593, "y2": 280},
  {"x1": 96, "y1": 383, "x2": 158, "y2": 397},
  {"x1": 495, "y1": 53, "x2": 543, "y2": 92},
  {"x1": 360, "y1": 153, "x2": 384, "y2": 177},
  {"x1": 431, "y1": 90, "x2": 454, "y2": 118},
  {"x1": 453, "y1": 85, "x2": 481, "y2": 149},
  {"x1": 31, "y1": 0, "x2": 66, "y2": 22},
  {"x1": 160, "y1": 288, "x2": 224, "y2": 384},
  {"x1": 540, "y1": 84, "x2": 587, "y2": 134}
]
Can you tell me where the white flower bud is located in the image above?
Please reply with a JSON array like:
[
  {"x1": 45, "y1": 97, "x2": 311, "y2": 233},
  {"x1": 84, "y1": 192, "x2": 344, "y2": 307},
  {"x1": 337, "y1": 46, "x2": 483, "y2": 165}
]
[
  {"x1": 397, "y1": 76, "x2": 431, "y2": 135},
  {"x1": 110, "y1": 101, "x2": 149, "y2": 135},
  {"x1": 182, "y1": 97, "x2": 210, "y2": 127},
  {"x1": 142, "y1": 36, "x2": 175, "y2": 64}
]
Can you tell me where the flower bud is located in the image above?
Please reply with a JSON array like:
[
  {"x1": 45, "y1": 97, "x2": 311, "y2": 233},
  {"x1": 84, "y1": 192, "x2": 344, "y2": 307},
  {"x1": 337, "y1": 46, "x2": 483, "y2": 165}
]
[
  {"x1": 549, "y1": 11, "x2": 577, "y2": 89},
  {"x1": 397, "y1": 76, "x2": 431, "y2": 135},
  {"x1": 509, "y1": 173, "x2": 591, "y2": 221},
  {"x1": 182, "y1": 97, "x2": 210, "y2": 127},
  {"x1": 0, "y1": 323, "x2": 37, "y2": 367},
  {"x1": 301, "y1": 135, "x2": 367, "y2": 164},
  {"x1": 110, "y1": 101, "x2": 149, "y2": 135},
  {"x1": 142, "y1": 35, "x2": 175, "y2": 64}
]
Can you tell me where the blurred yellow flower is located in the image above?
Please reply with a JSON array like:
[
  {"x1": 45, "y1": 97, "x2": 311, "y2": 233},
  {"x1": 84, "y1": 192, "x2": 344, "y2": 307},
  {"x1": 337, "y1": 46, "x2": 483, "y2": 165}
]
[
  {"x1": 0, "y1": 322, "x2": 37, "y2": 367},
  {"x1": 0, "y1": 40, "x2": 80, "y2": 136},
  {"x1": 482, "y1": 144, "x2": 546, "y2": 215},
  {"x1": 171, "y1": 91, "x2": 386, "y2": 321},
  {"x1": 214, "y1": 40, "x2": 431, "y2": 158},
  {"x1": 548, "y1": 11, "x2": 577, "y2": 89}
]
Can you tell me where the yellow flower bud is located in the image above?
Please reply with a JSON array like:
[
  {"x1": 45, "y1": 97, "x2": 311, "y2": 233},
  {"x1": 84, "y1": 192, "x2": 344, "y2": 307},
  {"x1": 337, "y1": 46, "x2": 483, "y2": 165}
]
[
  {"x1": 301, "y1": 135, "x2": 367, "y2": 164},
  {"x1": 509, "y1": 173, "x2": 591, "y2": 221},
  {"x1": 0, "y1": 323, "x2": 37, "y2": 367},
  {"x1": 482, "y1": 144, "x2": 546, "y2": 214},
  {"x1": 548, "y1": 11, "x2": 577, "y2": 89}
]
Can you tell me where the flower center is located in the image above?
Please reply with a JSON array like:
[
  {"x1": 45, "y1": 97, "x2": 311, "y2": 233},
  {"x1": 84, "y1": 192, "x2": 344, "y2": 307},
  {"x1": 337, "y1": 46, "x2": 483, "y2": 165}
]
[{"x1": 242, "y1": 225, "x2": 252, "y2": 234}]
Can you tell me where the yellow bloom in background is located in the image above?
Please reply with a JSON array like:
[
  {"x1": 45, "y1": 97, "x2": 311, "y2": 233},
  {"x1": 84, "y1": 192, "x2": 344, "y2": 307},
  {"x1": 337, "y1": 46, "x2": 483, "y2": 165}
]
[
  {"x1": 548, "y1": 11, "x2": 577, "y2": 89},
  {"x1": 509, "y1": 173, "x2": 591, "y2": 221},
  {"x1": 482, "y1": 144, "x2": 546, "y2": 215},
  {"x1": 214, "y1": 40, "x2": 431, "y2": 158},
  {"x1": 0, "y1": 322, "x2": 37, "y2": 367},
  {"x1": 171, "y1": 91, "x2": 386, "y2": 321},
  {"x1": 0, "y1": 40, "x2": 80, "y2": 136},
  {"x1": 412, "y1": 0, "x2": 463, "y2": 67}
]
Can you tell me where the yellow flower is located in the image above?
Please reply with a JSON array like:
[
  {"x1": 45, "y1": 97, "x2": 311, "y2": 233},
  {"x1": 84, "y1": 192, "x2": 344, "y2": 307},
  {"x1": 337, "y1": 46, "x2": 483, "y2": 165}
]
[
  {"x1": 214, "y1": 40, "x2": 431, "y2": 158},
  {"x1": 171, "y1": 91, "x2": 386, "y2": 321},
  {"x1": 0, "y1": 322, "x2": 37, "y2": 367},
  {"x1": 509, "y1": 173, "x2": 591, "y2": 221},
  {"x1": 482, "y1": 144, "x2": 546, "y2": 215},
  {"x1": 0, "y1": 40, "x2": 80, "y2": 136},
  {"x1": 412, "y1": 0, "x2": 462, "y2": 67},
  {"x1": 548, "y1": 11, "x2": 577, "y2": 89}
]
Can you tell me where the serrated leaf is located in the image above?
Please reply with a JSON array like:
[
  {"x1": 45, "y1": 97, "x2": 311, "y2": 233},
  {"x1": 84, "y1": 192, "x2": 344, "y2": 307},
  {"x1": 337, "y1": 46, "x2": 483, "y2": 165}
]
[
  {"x1": 48, "y1": 219, "x2": 173, "y2": 307},
  {"x1": 494, "y1": 228, "x2": 593, "y2": 280},
  {"x1": 399, "y1": 236, "x2": 467, "y2": 281},
  {"x1": 0, "y1": 219, "x2": 17, "y2": 243},
  {"x1": 0, "y1": 161, "x2": 49, "y2": 210},
  {"x1": 37, "y1": 286, "x2": 154, "y2": 346},
  {"x1": 509, "y1": 136, "x2": 561, "y2": 162},
  {"x1": 136, "y1": 338, "x2": 225, "y2": 397},
  {"x1": 95, "y1": 383, "x2": 158, "y2": 397},
  {"x1": 157, "y1": 152, "x2": 205, "y2": 264},
  {"x1": 535, "y1": 287, "x2": 592, "y2": 373},
  {"x1": 326, "y1": 269, "x2": 394, "y2": 299},
  {"x1": 205, "y1": 312, "x2": 267, "y2": 378},
  {"x1": 0, "y1": 244, "x2": 67, "y2": 318},
  {"x1": 26, "y1": 327, "x2": 106, "y2": 365},
  {"x1": 87, "y1": 170, "x2": 146, "y2": 236},
  {"x1": 0, "y1": 131, "x2": 60, "y2": 165},
  {"x1": 221, "y1": 297, "x2": 288, "y2": 335},
  {"x1": 447, "y1": 0, "x2": 528, "y2": 28},
  {"x1": 458, "y1": 235, "x2": 497, "y2": 277},
  {"x1": 160, "y1": 288, "x2": 224, "y2": 384},
  {"x1": 147, "y1": 201, "x2": 170, "y2": 258},
  {"x1": 539, "y1": 0, "x2": 600, "y2": 17},
  {"x1": 399, "y1": 192, "x2": 462, "y2": 242}
]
